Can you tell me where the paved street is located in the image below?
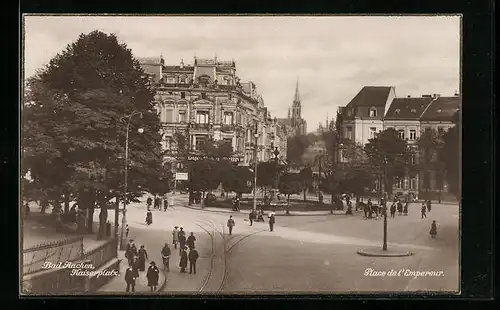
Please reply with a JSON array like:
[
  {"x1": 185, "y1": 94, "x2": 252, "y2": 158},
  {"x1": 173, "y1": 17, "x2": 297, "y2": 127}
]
[{"x1": 100, "y1": 195, "x2": 459, "y2": 293}]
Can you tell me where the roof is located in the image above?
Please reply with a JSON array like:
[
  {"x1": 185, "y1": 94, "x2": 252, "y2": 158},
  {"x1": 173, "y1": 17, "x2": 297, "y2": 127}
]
[
  {"x1": 240, "y1": 82, "x2": 251, "y2": 94},
  {"x1": 164, "y1": 66, "x2": 194, "y2": 72},
  {"x1": 346, "y1": 86, "x2": 393, "y2": 108},
  {"x1": 385, "y1": 97, "x2": 433, "y2": 120},
  {"x1": 276, "y1": 118, "x2": 291, "y2": 126},
  {"x1": 420, "y1": 96, "x2": 461, "y2": 121},
  {"x1": 138, "y1": 57, "x2": 161, "y2": 65},
  {"x1": 194, "y1": 66, "x2": 215, "y2": 81}
]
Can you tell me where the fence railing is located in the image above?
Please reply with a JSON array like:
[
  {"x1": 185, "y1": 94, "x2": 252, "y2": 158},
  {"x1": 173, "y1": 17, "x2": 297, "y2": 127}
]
[
  {"x1": 22, "y1": 236, "x2": 84, "y2": 276},
  {"x1": 82, "y1": 238, "x2": 118, "y2": 270}
]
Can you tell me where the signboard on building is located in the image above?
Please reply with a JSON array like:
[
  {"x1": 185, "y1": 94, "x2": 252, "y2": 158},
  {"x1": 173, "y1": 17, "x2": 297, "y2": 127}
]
[{"x1": 175, "y1": 173, "x2": 188, "y2": 180}]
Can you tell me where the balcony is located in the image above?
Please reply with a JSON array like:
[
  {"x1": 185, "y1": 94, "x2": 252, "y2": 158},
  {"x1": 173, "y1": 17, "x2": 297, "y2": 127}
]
[
  {"x1": 190, "y1": 123, "x2": 211, "y2": 131},
  {"x1": 221, "y1": 124, "x2": 236, "y2": 132}
]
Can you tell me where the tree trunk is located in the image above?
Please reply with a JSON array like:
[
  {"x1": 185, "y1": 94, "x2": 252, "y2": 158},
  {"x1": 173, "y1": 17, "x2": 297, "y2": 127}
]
[
  {"x1": 286, "y1": 194, "x2": 290, "y2": 215},
  {"x1": 97, "y1": 199, "x2": 108, "y2": 240},
  {"x1": 87, "y1": 207, "x2": 95, "y2": 234},
  {"x1": 303, "y1": 183, "x2": 307, "y2": 201},
  {"x1": 64, "y1": 192, "x2": 70, "y2": 214}
]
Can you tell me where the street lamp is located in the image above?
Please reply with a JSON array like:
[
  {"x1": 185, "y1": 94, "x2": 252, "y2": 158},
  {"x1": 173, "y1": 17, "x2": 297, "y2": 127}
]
[
  {"x1": 117, "y1": 110, "x2": 143, "y2": 251},
  {"x1": 382, "y1": 156, "x2": 388, "y2": 251},
  {"x1": 252, "y1": 124, "x2": 259, "y2": 211}
]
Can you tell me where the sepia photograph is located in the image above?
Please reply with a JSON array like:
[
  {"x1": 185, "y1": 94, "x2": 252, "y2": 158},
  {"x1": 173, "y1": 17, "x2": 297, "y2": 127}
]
[{"x1": 21, "y1": 15, "x2": 461, "y2": 295}]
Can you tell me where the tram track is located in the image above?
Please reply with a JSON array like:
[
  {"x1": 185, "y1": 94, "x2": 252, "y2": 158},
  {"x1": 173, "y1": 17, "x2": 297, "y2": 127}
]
[{"x1": 194, "y1": 218, "x2": 266, "y2": 293}]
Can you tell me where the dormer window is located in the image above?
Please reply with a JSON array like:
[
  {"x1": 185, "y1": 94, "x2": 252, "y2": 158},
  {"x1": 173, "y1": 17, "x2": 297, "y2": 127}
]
[{"x1": 369, "y1": 107, "x2": 377, "y2": 117}]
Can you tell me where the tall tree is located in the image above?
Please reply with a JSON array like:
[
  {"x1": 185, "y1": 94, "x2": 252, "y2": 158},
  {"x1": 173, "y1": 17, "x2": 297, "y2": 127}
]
[
  {"x1": 299, "y1": 166, "x2": 313, "y2": 201},
  {"x1": 417, "y1": 128, "x2": 444, "y2": 199},
  {"x1": 440, "y1": 126, "x2": 459, "y2": 198},
  {"x1": 286, "y1": 135, "x2": 312, "y2": 166},
  {"x1": 364, "y1": 128, "x2": 408, "y2": 196},
  {"x1": 23, "y1": 31, "x2": 163, "y2": 236}
]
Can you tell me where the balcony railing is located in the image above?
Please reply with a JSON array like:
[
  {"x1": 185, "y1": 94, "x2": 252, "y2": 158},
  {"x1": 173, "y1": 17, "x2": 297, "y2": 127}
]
[
  {"x1": 190, "y1": 123, "x2": 211, "y2": 130},
  {"x1": 221, "y1": 124, "x2": 236, "y2": 132}
]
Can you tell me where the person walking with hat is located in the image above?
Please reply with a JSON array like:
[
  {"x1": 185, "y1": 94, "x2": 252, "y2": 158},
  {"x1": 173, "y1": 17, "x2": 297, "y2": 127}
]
[
  {"x1": 125, "y1": 262, "x2": 139, "y2": 293},
  {"x1": 172, "y1": 226, "x2": 179, "y2": 249},
  {"x1": 227, "y1": 216, "x2": 235, "y2": 235},
  {"x1": 188, "y1": 246, "x2": 199, "y2": 274},
  {"x1": 146, "y1": 261, "x2": 160, "y2": 292},
  {"x1": 179, "y1": 246, "x2": 188, "y2": 273},
  {"x1": 268, "y1": 212, "x2": 276, "y2": 232},
  {"x1": 186, "y1": 232, "x2": 196, "y2": 250},
  {"x1": 178, "y1": 227, "x2": 186, "y2": 255}
]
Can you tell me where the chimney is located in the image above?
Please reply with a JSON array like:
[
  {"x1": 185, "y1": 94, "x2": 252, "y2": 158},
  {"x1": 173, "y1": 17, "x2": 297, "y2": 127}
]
[{"x1": 180, "y1": 59, "x2": 184, "y2": 69}]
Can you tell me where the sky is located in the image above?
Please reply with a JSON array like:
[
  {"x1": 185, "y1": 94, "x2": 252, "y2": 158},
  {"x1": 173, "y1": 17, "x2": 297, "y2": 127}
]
[{"x1": 24, "y1": 15, "x2": 460, "y2": 133}]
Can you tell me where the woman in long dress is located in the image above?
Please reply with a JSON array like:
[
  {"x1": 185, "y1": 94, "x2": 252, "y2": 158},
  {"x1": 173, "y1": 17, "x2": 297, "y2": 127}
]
[{"x1": 137, "y1": 245, "x2": 148, "y2": 271}]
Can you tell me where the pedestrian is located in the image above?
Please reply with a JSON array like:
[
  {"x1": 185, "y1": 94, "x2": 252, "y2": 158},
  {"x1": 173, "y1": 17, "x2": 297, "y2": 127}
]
[
  {"x1": 397, "y1": 200, "x2": 403, "y2": 215},
  {"x1": 137, "y1": 245, "x2": 148, "y2": 271},
  {"x1": 249, "y1": 210, "x2": 255, "y2": 226},
  {"x1": 227, "y1": 215, "x2": 235, "y2": 235},
  {"x1": 390, "y1": 202, "x2": 396, "y2": 218},
  {"x1": 125, "y1": 224, "x2": 130, "y2": 238},
  {"x1": 125, "y1": 239, "x2": 136, "y2": 266},
  {"x1": 427, "y1": 200, "x2": 432, "y2": 212},
  {"x1": 421, "y1": 203, "x2": 427, "y2": 219},
  {"x1": 429, "y1": 220, "x2": 437, "y2": 238},
  {"x1": 188, "y1": 246, "x2": 199, "y2": 274},
  {"x1": 24, "y1": 202, "x2": 30, "y2": 218},
  {"x1": 161, "y1": 242, "x2": 171, "y2": 272},
  {"x1": 172, "y1": 226, "x2": 179, "y2": 249},
  {"x1": 146, "y1": 261, "x2": 160, "y2": 292},
  {"x1": 147, "y1": 196, "x2": 152, "y2": 210},
  {"x1": 179, "y1": 247, "x2": 188, "y2": 273},
  {"x1": 365, "y1": 199, "x2": 371, "y2": 218},
  {"x1": 125, "y1": 263, "x2": 139, "y2": 292},
  {"x1": 403, "y1": 201, "x2": 409, "y2": 215},
  {"x1": 268, "y1": 212, "x2": 276, "y2": 232},
  {"x1": 163, "y1": 196, "x2": 168, "y2": 211},
  {"x1": 186, "y1": 232, "x2": 196, "y2": 250},
  {"x1": 178, "y1": 227, "x2": 186, "y2": 254},
  {"x1": 346, "y1": 201, "x2": 353, "y2": 215}
]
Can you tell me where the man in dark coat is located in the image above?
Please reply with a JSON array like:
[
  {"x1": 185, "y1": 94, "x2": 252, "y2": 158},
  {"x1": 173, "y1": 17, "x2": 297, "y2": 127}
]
[
  {"x1": 125, "y1": 263, "x2": 139, "y2": 293},
  {"x1": 137, "y1": 245, "x2": 148, "y2": 271},
  {"x1": 249, "y1": 210, "x2": 255, "y2": 226},
  {"x1": 163, "y1": 197, "x2": 168, "y2": 211},
  {"x1": 427, "y1": 200, "x2": 432, "y2": 212},
  {"x1": 269, "y1": 213, "x2": 276, "y2": 232},
  {"x1": 147, "y1": 196, "x2": 152, "y2": 210},
  {"x1": 179, "y1": 247, "x2": 188, "y2": 273},
  {"x1": 188, "y1": 247, "x2": 199, "y2": 274},
  {"x1": 421, "y1": 203, "x2": 427, "y2": 219},
  {"x1": 125, "y1": 240, "x2": 136, "y2": 266},
  {"x1": 146, "y1": 261, "x2": 160, "y2": 292},
  {"x1": 390, "y1": 202, "x2": 396, "y2": 218},
  {"x1": 186, "y1": 232, "x2": 196, "y2": 250},
  {"x1": 403, "y1": 201, "x2": 409, "y2": 215},
  {"x1": 227, "y1": 216, "x2": 235, "y2": 235}
]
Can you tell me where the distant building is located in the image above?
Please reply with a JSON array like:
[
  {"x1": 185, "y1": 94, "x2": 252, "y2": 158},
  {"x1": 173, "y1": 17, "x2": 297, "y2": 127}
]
[
  {"x1": 338, "y1": 87, "x2": 461, "y2": 199},
  {"x1": 277, "y1": 79, "x2": 307, "y2": 137},
  {"x1": 138, "y1": 56, "x2": 288, "y2": 170}
]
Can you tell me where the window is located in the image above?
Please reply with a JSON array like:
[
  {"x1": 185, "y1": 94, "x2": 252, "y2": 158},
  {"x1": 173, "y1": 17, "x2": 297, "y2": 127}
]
[
  {"x1": 223, "y1": 138, "x2": 233, "y2": 147},
  {"x1": 165, "y1": 109, "x2": 174, "y2": 123},
  {"x1": 166, "y1": 77, "x2": 176, "y2": 84},
  {"x1": 345, "y1": 126, "x2": 353, "y2": 140},
  {"x1": 195, "y1": 136, "x2": 206, "y2": 150},
  {"x1": 178, "y1": 110, "x2": 187, "y2": 123},
  {"x1": 369, "y1": 127, "x2": 377, "y2": 139},
  {"x1": 196, "y1": 111, "x2": 209, "y2": 124},
  {"x1": 228, "y1": 93, "x2": 232, "y2": 100},
  {"x1": 223, "y1": 112, "x2": 233, "y2": 125},
  {"x1": 201, "y1": 93, "x2": 207, "y2": 99},
  {"x1": 396, "y1": 179, "x2": 404, "y2": 189},
  {"x1": 409, "y1": 129, "x2": 417, "y2": 140},
  {"x1": 438, "y1": 127, "x2": 444, "y2": 134},
  {"x1": 410, "y1": 176, "x2": 417, "y2": 189},
  {"x1": 181, "y1": 92, "x2": 186, "y2": 99},
  {"x1": 369, "y1": 107, "x2": 377, "y2": 117},
  {"x1": 397, "y1": 129, "x2": 405, "y2": 140},
  {"x1": 179, "y1": 77, "x2": 186, "y2": 84},
  {"x1": 410, "y1": 154, "x2": 417, "y2": 165}
]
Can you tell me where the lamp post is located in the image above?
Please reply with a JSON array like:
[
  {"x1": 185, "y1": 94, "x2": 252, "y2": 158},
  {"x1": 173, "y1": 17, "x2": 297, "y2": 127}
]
[
  {"x1": 118, "y1": 111, "x2": 143, "y2": 251},
  {"x1": 382, "y1": 156, "x2": 388, "y2": 251},
  {"x1": 252, "y1": 123, "x2": 259, "y2": 211}
]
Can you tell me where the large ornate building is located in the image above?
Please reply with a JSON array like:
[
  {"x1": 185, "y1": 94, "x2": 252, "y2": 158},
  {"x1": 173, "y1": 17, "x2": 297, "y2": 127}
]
[
  {"x1": 338, "y1": 86, "x2": 461, "y2": 199},
  {"x1": 277, "y1": 79, "x2": 307, "y2": 137},
  {"x1": 139, "y1": 56, "x2": 288, "y2": 172}
]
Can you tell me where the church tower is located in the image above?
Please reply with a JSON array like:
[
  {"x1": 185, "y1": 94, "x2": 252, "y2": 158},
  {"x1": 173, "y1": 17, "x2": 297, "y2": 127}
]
[{"x1": 292, "y1": 78, "x2": 301, "y2": 123}]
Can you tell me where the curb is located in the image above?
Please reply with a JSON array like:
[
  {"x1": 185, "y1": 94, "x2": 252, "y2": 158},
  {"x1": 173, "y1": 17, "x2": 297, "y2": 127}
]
[
  {"x1": 157, "y1": 269, "x2": 168, "y2": 292},
  {"x1": 356, "y1": 248, "x2": 414, "y2": 257},
  {"x1": 183, "y1": 204, "x2": 360, "y2": 217}
]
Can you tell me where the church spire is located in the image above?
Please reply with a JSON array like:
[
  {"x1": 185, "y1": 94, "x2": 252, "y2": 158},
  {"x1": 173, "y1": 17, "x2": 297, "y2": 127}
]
[
  {"x1": 288, "y1": 108, "x2": 291, "y2": 119},
  {"x1": 294, "y1": 78, "x2": 300, "y2": 102}
]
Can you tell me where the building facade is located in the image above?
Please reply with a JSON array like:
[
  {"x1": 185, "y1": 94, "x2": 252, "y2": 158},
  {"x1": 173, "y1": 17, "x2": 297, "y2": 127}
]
[
  {"x1": 139, "y1": 56, "x2": 288, "y2": 170},
  {"x1": 338, "y1": 86, "x2": 460, "y2": 199}
]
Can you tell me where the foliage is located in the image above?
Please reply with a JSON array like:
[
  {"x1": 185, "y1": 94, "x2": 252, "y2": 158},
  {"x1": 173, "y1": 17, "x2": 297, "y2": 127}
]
[
  {"x1": 256, "y1": 161, "x2": 285, "y2": 190},
  {"x1": 364, "y1": 128, "x2": 409, "y2": 195},
  {"x1": 417, "y1": 129, "x2": 445, "y2": 193},
  {"x1": 222, "y1": 166, "x2": 253, "y2": 195},
  {"x1": 22, "y1": 30, "x2": 164, "y2": 236},
  {"x1": 299, "y1": 166, "x2": 313, "y2": 200},
  {"x1": 439, "y1": 126, "x2": 459, "y2": 197},
  {"x1": 286, "y1": 135, "x2": 312, "y2": 165},
  {"x1": 278, "y1": 173, "x2": 302, "y2": 199}
]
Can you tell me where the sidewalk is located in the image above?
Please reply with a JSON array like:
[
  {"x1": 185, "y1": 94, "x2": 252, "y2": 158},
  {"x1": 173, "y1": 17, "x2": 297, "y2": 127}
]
[
  {"x1": 183, "y1": 204, "x2": 362, "y2": 216},
  {"x1": 97, "y1": 250, "x2": 166, "y2": 294}
]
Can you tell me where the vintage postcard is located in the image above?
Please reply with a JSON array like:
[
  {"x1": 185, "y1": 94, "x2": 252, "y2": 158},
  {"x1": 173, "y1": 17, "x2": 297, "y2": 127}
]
[{"x1": 21, "y1": 15, "x2": 461, "y2": 295}]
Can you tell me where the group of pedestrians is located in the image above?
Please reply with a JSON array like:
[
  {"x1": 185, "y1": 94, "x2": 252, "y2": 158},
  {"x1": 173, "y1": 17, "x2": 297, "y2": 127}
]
[
  {"x1": 147, "y1": 195, "x2": 169, "y2": 212},
  {"x1": 124, "y1": 240, "x2": 160, "y2": 292},
  {"x1": 421, "y1": 200, "x2": 432, "y2": 219},
  {"x1": 172, "y1": 226, "x2": 199, "y2": 274}
]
